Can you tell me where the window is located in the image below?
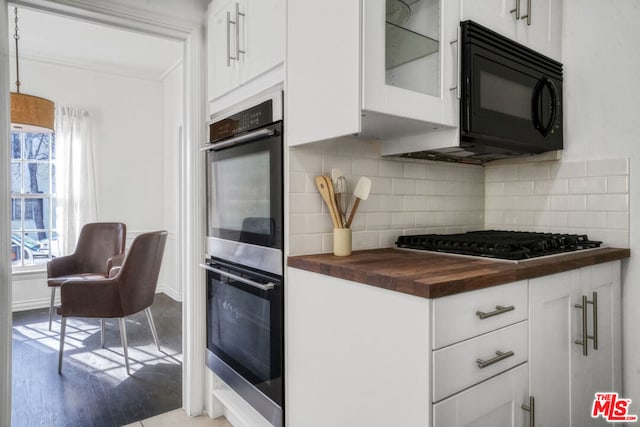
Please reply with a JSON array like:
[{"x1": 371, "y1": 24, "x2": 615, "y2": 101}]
[{"x1": 11, "y1": 131, "x2": 58, "y2": 268}]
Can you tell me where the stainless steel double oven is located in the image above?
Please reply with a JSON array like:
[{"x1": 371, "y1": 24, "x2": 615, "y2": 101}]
[{"x1": 201, "y1": 91, "x2": 283, "y2": 426}]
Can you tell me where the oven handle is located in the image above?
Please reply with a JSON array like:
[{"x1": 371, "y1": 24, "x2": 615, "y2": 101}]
[
  {"x1": 200, "y1": 128, "x2": 275, "y2": 152},
  {"x1": 199, "y1": 263, "x2": 276, "y2": 291}
]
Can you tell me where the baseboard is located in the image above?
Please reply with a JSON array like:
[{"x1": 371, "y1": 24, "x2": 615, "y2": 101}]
[{"x1": 157, "y1": 284, "x2": 182, "y2": 302}]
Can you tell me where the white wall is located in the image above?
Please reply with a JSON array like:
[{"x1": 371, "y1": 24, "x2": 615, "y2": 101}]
[
  {"x1": 562, "y1": 0, "x2": 640, "y2": 401},
  {"x1": 10, "y1": 56, "x2": 179, "y2": 309},
  {"x1": 161, "y1": 62, "x2": 184, "y2": 301}
]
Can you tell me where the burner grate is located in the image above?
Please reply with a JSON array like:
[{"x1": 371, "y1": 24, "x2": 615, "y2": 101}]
[{"x1": 395, "y1": 230, "x2": 602, "y2": 260}]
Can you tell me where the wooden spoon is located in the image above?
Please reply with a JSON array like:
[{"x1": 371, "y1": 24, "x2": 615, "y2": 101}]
[
  {"x1": 346, "y1": 177, "x2": 371, "y2": 228},
  {"x1": 315, "y1": 175, "x2": 342, "y2": 228}
]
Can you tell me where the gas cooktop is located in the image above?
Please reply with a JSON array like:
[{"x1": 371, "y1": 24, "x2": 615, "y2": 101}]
[{"x1": 395, "y1": 230, "x2": 603, "y2": 261}]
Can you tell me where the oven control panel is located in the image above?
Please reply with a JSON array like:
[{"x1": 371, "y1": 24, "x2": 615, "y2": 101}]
[{"x1": 209, "y1": 100, "x2": 273, "y2": 143}]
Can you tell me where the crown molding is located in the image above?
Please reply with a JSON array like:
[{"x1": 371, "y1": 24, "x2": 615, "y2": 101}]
[
  {"x1": 13, "y1": 50, "x2": 180, "y2": 82},
  {"x1": 10, "y1": 0, "x2": 206, "y2": 40}
]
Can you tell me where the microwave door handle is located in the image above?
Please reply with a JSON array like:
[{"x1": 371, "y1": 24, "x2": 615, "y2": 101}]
[
  {"x1": 531, "y1": 77, "x2": 558, "y2": 137},
  {"x1": 200, "y1": 263, "x2": 276, "y2": 291}
]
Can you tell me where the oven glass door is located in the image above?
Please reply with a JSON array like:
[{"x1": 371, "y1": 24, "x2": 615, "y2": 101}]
[
  {"x1": 207, "y1": 122, "x2": 283, "y2": 250},
  {"x1": 205, "y1": 260, "x2": 283, "y2": 406},
  {"x1": 462, "y1": 47, "x2": 562, "y2": 152}
]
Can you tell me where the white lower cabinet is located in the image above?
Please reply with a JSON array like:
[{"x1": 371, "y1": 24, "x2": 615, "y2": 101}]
[
  {"x1": 529, "y1": 261, "x2": 621, "y2": 427},
  {"x1": 433, "y1": 363, "x2": 529, "y2": 427},
  {"x1": 287, "y1": 260, "x2": 621, "y2": 427}
]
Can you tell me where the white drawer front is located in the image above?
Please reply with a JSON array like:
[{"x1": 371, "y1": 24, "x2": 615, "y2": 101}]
[
  {"x1": 433, "y1": 321, "x2": 528, "y2": 402},
  {"x1": 432, "y1": 280, "x2": 528, "y2": 349},
  {"x1": 433, "y1": 363, "x2": 529, "y2": 427}
]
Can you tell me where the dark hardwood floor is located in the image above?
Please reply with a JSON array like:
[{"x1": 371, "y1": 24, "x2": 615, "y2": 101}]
[{"x1": 11, "y1": 293, "x2": 182, "y2": 427}]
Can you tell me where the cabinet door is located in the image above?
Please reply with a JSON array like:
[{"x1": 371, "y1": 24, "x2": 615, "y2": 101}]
[
  {"x1": 461, "y1": 0, "x2": 519, "y2": 40},
  {"x1": 433, "y1": 364, "x2": 529, "y2": 427},
  {"x1": 529, "y1": 269, "x2": 581, "y2": 427},
  {"x1": 516, "y1": 0, "x2": 562, "y2": 61},
  {"x1": 286, "y1": 0, "x2": 361, "y2": 145},
  {"x1": 208, "y1": 0, "x2": 242, "y2": 101},
  {"x1": 363, "y1": 0, "x2": 459, "y2": 127},
  {"x1": 571, "y1": 262, "x2": 622, "y2": 426},
  {"x1": 241, "y1": 0, "x2": 284, "y2": 84}
]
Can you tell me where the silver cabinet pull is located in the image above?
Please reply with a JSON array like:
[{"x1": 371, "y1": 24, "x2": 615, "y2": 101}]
[
  {"x1": 592, "y1": 291, "x2": 598, "y2": 350},
  {"x1": 449, "y1": 26, "x2": 461, "y2": 100},
  {"x1": 510, "y1": 0, "x2": 521, "y2": 19},
  {"x1": 476, "y1": 350, "x2": 514, "y2": 368},
  {"x1": 574, "y1": 292, "x2": 598, "y2": 356},
  {"x1": 235, "y1": 2, "x2": 245, "y2": 59},
  {"x1": 521, "y1": 0, "x2": 532, "y2": 25},
  {"x1": 522, "y1": 396, "x2": 535, "y2": 426},
  {"x1": 199, "y1": 264, "x2": 275, "y2": 291},
  {"x1": 226, "y1": 11, "x2": 232, "y2": 66},
  {"x1": 476, "y1": 305, "x2": 515, "y2": 320}
]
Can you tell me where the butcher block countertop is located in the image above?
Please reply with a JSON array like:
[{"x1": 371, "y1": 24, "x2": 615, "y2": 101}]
[{"x1": 287, "y1": 247, "x2": 630, "y2": 298}]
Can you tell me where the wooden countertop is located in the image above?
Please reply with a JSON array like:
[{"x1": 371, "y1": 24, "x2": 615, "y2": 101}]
[{"x1": 287, "y1": 247, "x2": 630, "y2": 298}]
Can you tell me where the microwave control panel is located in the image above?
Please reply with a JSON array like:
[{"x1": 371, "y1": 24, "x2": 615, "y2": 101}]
[{"x1": 209, "y1": 100, "x2": 273, "y2": 144}]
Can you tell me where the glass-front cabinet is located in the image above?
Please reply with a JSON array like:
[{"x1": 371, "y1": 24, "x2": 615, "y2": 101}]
[
  {"x1": 286, "y1": 0, "x2": 460, "y2": 146},
  {"x1": 361, "y1": 0, "x2": 459, "y2": 139}
]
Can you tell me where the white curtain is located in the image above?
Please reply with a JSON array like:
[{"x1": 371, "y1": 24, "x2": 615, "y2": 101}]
[{"x1": 55, "y1": 106, "x2": 98, "y2": 254}]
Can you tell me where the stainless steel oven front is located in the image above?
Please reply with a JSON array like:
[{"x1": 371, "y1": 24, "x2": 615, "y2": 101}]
[
  {"x1": 203, "y1": 92, "x2": 283, "y2": 276},
  {"x1": 201, "y1": 91, "x2": 284, "y2": 426},
  {"x1": 201, "y1": 258, "x2": 283, "y2": 427}
]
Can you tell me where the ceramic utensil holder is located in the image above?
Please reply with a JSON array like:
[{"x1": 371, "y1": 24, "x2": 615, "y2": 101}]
[{"x1": 333, "y1": 228, "x2": 352, "y2": 256}]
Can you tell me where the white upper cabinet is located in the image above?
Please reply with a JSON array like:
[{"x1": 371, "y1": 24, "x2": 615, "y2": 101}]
[
  {"x1": 207, "y1": 0, "x2": 284, "y2": 103},
  {"x1": 461, "y1": 0, "x2": 562, "y2": 61},
  {"x1": 287, "y1": 0, "x2": 460, "y2": 146}
]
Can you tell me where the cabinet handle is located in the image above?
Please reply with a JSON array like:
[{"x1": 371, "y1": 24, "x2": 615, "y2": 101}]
[
  {"x1": 476, "y1": 305, "x2": 515, "y2": 320},
  {"x1": 521, "y1": 0, "x2": 532, "y2": 25},
  {"x1": 574, "y1": 292, "x2": 598, "y2": 356},
  {"x1": 449, "y1": 26, "x2": 461, "y2": 99},
  {"x1": 591, "y1": 291, "x2": 599, "y2": 350},
  {"x1": 510, "y1": 0, "x2": 521, "y2": 19},
  {"x1": 476, "y1": 350, "x2": 514, "y2": 368},
  {"x1": 226, "y1": 11, "x2": 232, "y2": 66},
  {"x1": 522, "y1": 396, "x2": 535, "y2": 426},
  {"x1": 235, "y1": 3, "x2": 245, "y2": 59}
]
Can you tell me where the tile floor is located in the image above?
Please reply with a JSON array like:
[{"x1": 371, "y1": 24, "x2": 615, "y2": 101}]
[{"x1": 122, "y1": 409, "x2": 232, "y2": 427}]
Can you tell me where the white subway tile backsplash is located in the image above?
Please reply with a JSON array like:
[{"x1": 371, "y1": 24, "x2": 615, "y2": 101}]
[
  {"x1": 485, "y1": 166, "x2": 518, "y2": 182},
  {"x1": 379, "y1": 159, "x2": 404, "y2": 177},
  {"x1": 549, "y1": 195, "x2": 587, "y2": 211},
  {"x1": 607, "y1": 176, "x2": 629, "y2": 194},
  {"x1": 587, "y1": 194, "x2": 629, "y2": 211},
  {"x1": 352, "y1": 158, "x2": 380, "y2": 176},
  {"x1": 568, "y1": 177, "x2": 607, "y2": 194},
  {"x1": 392, "y1": 178, "x2": 416, "y2": 195},
  {"x1": 587, "y1": 158, "x2": 629, "y2": 177},
  {"x1": 518, "y1": 164, "x2": 550, "y2": 180},
  {"x1": 550, "y1": 161, "x2": 586, "y2": 178},
  {"x1": 289, "y1": 137, "x2": 629, "y2": 255},
  {"x1": 534, "y1": 179, "x2": 568, "y2": 195},
  {"x1": 404, "y1": 162, "x2": 427, "y2": 179}
]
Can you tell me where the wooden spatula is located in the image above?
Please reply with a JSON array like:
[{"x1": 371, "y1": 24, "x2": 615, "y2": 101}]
[
  {"x1": 346, "y1": 177, "x2": 371, "y2": 228},
  {"x1": 315, "y1": 175, "x2": 342, "y2": 228}
]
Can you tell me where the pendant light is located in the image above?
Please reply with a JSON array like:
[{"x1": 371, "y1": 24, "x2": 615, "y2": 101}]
[{"x1": 10, "y1": 7, "x2": 54, "y2": 133}]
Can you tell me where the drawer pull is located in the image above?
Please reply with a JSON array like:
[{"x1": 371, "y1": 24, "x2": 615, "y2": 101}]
[
  {"x1": 476, "y1": 305, "x2": 515, "y2": 320},
  {"x1": 476, "y1": 350, "x2": 514, "y2": 368}
]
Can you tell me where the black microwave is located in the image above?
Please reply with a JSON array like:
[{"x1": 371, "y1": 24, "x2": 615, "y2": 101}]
[{"x1": 460, "y1": 20, "x2": 563, "y2": 157}]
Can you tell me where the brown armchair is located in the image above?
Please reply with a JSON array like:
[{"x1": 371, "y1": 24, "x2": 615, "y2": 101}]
[
  {"x1": 57, "y1": 231, "x2": 168, "y2": 375},
  {"x1": 47, "y1": 222, "x2": 126, "y2": 331}
]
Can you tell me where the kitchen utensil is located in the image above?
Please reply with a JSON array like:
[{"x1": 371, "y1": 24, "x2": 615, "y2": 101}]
[
  {"x1": 334, "y1": 175, "x2": 348, "y2": 226},
  {"x1": 346, "y1": 177, "x2": 371, "y2": 228},
  {"x1": 331, "y1": 168, "x2": 343, "y2": 183},
  {"x1": 324, "y1": 175, "x2": 344, "y2": 228},
  {"x1": 315, "y1": 175, "x2": 342, "y2": 228}
]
